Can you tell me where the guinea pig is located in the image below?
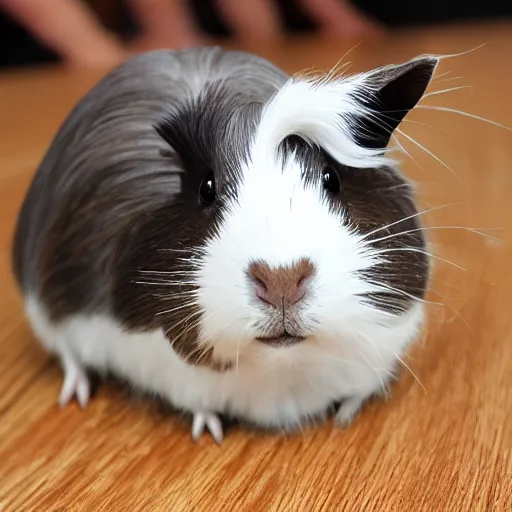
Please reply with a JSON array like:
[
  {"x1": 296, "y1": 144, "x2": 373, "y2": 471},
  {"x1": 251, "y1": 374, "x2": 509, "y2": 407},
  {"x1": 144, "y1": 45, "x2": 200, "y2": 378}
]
[{"x1": 12, "y1": 47, "x2": 437, "y2": 444}]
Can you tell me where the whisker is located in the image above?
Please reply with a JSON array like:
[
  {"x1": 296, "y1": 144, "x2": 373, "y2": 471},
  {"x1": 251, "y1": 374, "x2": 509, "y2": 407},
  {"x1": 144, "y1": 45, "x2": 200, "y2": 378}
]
[
  {"x1": 343, "y1": 324, "x2": 386, "y2": 366},
  {"x1": 167, "y1": 318, "x2": 205, "y2": 354},
  {"x1": 356, "y1": 345, "x2": 391, "y2": 397},
  {"x1": 369, "y1": 247, "x2": 466, "y2": 271},
  {"x1": 433, "y1": 70, "x2": 455, "y2": 80},
  {"x1": 168, "y1": 312, "x2": 202, "y2": 341},
  {"x1": 359, "y1": 201, "x2": 467, "y2": 240},
  {"x1": 441, "y1": 305, "x2": 474, "y2": 332},
  {"x1": 394, "y1": 352, "x2": 426, "y2": 393},
  {"x1": 361, "y1": 300, "x2": 410, "y2": 315},
  {"x1": 167, "y1": 326, "x2": 196, "y2": 354},
  {"x1": 174, "y1": 257, "x2": 201, "y2": 265},
  {"x1": 134, "y1": 280, "x2": 198, "y2": 287},
  {"x1": 361, "y1": 225, "x2": 504, "y2": 247},
  {"x1": 156, "y1": 300, "x2": 198, "y2": 316},
  {"x1": 436, "y1": 76, "x2": 463, "y2": 83},
  {"x1": 392, "y1": 134, "x2": 425, "y2": 172},
  {"x1": 149, "y1": 292, "x2": 198, "y2": 303},
  {"x1": 357, "y1": 331, "x2": 427, "y2": 393},
  {"x1": 187, "y1": 341, "x2": 216, "y2": 363},
  {"x1": 429, "y1": 43, "x2": 486, "y2": 61},
  {"x1": 169, "y1": 324, "x2": 198, "y2": 351},
  {"x1": 465, "y1": 227, "x2": 504, "y2": 241},
  {"x1": 159, "y1": 293, "x2": 199, "y2": 303},
  {"x1": 397, "y1": 118, "x2": 445, "y2": 131},
  {"x1": 395, "y1": 128, "x2": 459, "y2": 178},
  {"x1": 139, "y1": 270, "x2": 195, "y2": 276},
  {"x1": 158, "y1": 248, "x2": 204, "y2": 253},
  {"x1": 415, "y1": 105, "x2": 512, "y2": 130},
  {"x1": 363, "y1": 280, "x2": 443, "y2": 307},
  {"x1": 421, "y1": 85, "x2": 471, "y2": 99},
  {"x1": 364, "y1": 272, "x2": 468, "y2": 295}
]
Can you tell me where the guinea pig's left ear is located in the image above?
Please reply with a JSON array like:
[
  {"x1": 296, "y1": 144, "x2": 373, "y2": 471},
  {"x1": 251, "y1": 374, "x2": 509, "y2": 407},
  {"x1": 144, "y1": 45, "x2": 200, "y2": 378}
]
[{"x1": 354, "y1": 56, "x2": 439, "y2": 149}]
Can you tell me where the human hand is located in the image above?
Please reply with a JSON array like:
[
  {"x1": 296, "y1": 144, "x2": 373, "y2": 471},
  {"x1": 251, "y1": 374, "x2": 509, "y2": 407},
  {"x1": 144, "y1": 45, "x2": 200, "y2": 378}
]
[
  {"x1": 298, "y1": 0, "x2": 384, "y2": 38},
  {"x1": 128, "y1": 0, "x2": 383, "y2": 53}
]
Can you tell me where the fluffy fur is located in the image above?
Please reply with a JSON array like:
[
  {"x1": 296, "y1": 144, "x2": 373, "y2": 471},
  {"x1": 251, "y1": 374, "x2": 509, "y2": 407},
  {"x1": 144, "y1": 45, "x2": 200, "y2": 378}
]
[
  {"x1": 26, "y1": 297, "x2": 424, "y2": 430},
  {"x1": 13, "y1": 47, "x2": 438, "y2": 442}
]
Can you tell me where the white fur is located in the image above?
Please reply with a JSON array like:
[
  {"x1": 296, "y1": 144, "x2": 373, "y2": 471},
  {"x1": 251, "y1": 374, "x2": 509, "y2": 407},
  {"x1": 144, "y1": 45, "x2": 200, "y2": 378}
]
[
  {"x1": 195, "y1": 75, "x2": 407, "y2": 363},
  {"x1": 26, "y1": 296, "x2": 423, "y2": 429},
  {"x1": 251, "y1": 73, "x2": 393, "y2": 169},
  {"x1": 195, "y1": 153, "x2": 392, "y2": 357}
]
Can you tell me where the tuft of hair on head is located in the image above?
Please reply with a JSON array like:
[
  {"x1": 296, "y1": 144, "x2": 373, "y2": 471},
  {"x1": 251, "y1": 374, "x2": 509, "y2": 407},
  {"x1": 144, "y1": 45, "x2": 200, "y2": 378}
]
[{"x1": 252, "y1": 55, "x2": 439, "y2": 169}]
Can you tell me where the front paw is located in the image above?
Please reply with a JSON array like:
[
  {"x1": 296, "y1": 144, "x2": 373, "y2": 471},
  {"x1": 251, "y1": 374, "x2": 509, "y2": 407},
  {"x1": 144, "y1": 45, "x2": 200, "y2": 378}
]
[
  {"x1": 334, "y1": 396, "x2": 366, "y2": 427},
  {"x1": 191, "y1": 411, "x2": 224, "y2": 444}
]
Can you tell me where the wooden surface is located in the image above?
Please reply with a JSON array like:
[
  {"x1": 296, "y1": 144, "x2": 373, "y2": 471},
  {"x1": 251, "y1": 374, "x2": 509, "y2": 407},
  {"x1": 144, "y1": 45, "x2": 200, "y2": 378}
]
[{"x1": 1, "y1": 21, "x2": 512, "y2": 511}]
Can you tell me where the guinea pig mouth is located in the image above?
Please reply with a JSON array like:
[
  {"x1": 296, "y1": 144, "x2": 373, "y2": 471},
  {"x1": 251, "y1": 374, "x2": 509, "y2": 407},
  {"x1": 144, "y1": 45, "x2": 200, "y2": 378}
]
[{"x1": 255, "y1": 334, "x2": 306, "y2": 347}]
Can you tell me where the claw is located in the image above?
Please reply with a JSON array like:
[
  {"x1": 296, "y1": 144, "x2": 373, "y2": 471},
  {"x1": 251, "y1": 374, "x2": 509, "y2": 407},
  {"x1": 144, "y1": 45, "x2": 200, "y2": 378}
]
[
  {"x1": 58, "y1": 360, "x2": 90, "y2": 408},
  {"x1": 335, "y1": 396, "x2": 365, "y2": 427},
  {"x1": 191, "y1": 411, "x2": 224, "y2": 444}
]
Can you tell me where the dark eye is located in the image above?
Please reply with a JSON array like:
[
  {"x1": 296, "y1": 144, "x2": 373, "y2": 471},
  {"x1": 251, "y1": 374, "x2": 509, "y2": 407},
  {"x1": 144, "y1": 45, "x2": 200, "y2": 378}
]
[
  {"x1": 199, "y1": 171, "x2": 216, "y2": 205},
  {"x1": 322, "y1": 165, "x2": 340, "y2": 194}
]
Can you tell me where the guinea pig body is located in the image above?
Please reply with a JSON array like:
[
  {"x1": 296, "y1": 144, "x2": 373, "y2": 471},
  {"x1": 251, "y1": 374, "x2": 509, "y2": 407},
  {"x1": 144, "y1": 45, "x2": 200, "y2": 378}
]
[{"x1": 13, "y1": 47, "x2": 437, "y2": 443}]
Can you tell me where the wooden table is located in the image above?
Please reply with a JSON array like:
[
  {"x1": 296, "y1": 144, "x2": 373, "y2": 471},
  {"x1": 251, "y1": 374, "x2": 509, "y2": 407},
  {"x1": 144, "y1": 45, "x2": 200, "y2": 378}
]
[{"x1": 1, "y1": 21, "x2": 511, "y2": 511}]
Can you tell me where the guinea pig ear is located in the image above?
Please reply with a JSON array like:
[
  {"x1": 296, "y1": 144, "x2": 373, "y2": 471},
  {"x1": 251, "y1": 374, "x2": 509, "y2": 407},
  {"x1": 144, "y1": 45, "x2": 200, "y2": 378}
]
[
  {"x1": 353, "y1": 56, "x2": 439, "y2": 149},
  {"x1": 252, "y1": 55, "x2": 438, "y2": 169}
]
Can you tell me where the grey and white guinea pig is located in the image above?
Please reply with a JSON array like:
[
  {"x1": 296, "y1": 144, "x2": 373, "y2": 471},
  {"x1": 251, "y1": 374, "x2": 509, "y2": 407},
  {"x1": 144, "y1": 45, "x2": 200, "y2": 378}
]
[{"x1": 12, "y1": 46, "x2": 437, "y2": 444}]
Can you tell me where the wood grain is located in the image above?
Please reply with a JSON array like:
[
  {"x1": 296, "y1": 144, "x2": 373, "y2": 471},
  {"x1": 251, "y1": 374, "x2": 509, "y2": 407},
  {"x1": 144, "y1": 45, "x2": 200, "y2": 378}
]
[{"x1": 1, "y1": 21, "x2": 512, "y2": 511}]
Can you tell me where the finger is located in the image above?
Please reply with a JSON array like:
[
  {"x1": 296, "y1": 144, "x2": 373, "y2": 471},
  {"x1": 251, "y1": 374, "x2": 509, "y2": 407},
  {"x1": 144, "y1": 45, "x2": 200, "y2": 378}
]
[
  {"x1": 215, "y1": 0, "x2": 284, "y2": 42},
  {"x1": 298, "y1": 0, "x2": 384, "y2": 36}
]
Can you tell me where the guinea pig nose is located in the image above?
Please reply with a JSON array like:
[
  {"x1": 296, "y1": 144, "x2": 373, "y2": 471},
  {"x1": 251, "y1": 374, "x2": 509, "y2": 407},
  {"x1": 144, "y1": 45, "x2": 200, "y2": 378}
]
[{"x1": 248, "y1": 258, "x2": 315, "y2": 308}]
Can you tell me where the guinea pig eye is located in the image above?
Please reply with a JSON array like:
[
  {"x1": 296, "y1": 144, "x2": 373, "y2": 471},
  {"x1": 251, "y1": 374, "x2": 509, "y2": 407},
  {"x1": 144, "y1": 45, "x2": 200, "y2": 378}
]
[
  {"x1": 322, "y1": 165, "x2": 340, "y2": 194},
  {"x1": 199, "y1": 171, "x2": 216, "y2": 205}
]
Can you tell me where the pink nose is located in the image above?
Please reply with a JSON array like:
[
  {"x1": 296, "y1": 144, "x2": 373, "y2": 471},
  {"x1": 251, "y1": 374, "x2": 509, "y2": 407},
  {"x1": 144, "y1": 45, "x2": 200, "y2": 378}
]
[{"x1": 248, "y1": 258, "x2": 315, "y2": 308}]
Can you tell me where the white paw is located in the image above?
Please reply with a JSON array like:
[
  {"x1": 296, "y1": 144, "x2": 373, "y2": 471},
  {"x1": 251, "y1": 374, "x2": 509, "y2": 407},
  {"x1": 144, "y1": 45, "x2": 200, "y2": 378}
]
[
  {"x1": 191, "y1": 411, "x2": 224, "y2": 444},
  {"x1": 335, "y1": 396, "x2": 365, "y2": 427},
  {"x1": 58, "y1": 360, "x2": 91, "y2": 408}
]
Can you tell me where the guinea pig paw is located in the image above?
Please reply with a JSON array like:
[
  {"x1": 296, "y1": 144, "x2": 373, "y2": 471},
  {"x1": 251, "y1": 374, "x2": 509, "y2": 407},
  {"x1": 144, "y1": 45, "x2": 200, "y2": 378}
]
[
  {"x1": 58, "y1": 364, "x2": 91, "y2": 409},
  {"x1": 334, "y1": 396, "x2": 365, "y2": 428},
  {"x1": 191, "y1": 411, "x2": 224, "y2": 445}
]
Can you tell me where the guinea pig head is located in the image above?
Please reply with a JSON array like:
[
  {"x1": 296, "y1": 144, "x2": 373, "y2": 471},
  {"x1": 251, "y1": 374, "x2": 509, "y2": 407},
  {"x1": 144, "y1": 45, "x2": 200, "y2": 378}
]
[{"x1": 152, "y1": 56, "x2": 438, "y2": 369}]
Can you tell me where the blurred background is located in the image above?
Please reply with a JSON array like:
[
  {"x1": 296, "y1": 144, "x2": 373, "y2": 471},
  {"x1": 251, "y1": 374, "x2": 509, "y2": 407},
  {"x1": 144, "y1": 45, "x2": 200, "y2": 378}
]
[{"x1": 1, "y1": 0, "x2": 512, "y2": 70}]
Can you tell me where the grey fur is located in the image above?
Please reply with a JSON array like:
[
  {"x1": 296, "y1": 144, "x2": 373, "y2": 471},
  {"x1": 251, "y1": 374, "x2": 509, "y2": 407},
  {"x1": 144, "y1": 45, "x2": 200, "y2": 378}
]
[{"x1": 12, "y1": 47, "x2": 288, "y2": 311}]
